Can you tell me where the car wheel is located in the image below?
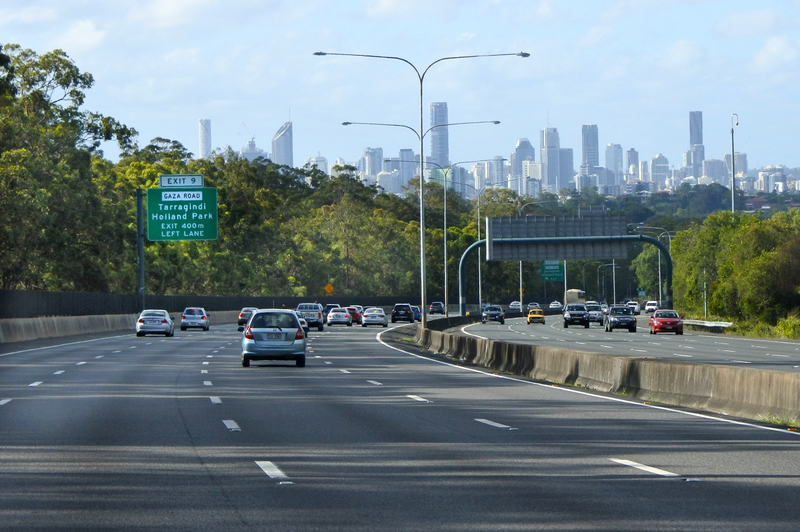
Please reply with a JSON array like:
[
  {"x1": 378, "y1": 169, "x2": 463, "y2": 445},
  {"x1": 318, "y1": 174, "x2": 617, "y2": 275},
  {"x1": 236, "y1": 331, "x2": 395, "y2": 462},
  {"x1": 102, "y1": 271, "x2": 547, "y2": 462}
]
[
  {"x1": 180, "y1": 326, "x2": 186, "y2": 331},
  {"x1": 391, "y1": 318, "x2": 396, "y2": 323},
  {"x1": 362, "y1": 323, "x2": 367, "y2": 327},
  {"x1": 563, "y1": 322, "x2": 568, "y2": 328},
  {"x1": 296, "y1": 356, "x2": 306, "y2": 368},
  {"x1": 584, "y1": 322, "x2": 590, "y2": 328},
  {"x1": 318, "y1": 324, "x2": 324, "y2": 332},
  {"x1": 383, "y1": 323, "x2": 388, "y2": 327},
  {"x1": 677, "y1": 330, "x2": 683, "y2": 335},
  {"x1": 242, "y1": 357, "x2": 250, "y2": 368},
  {"x1": 136, "y1": 331, "x2": 144, "y2": 337},
  {"x1": 204, "y1": 326, "x2": 209, "y2": 331},
  {"x1": 629, "y1": 326, "x2": 636, "y2": 333},
  {"x1": 500, "y1": 319, "x2": 505, "y2": 325}
]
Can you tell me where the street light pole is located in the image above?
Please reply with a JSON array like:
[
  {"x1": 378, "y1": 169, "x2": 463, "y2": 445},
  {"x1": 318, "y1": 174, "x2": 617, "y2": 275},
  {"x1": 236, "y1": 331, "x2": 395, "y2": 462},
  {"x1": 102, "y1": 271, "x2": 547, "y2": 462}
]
[
  {"x1": 315, "y1": 51, "x2": 528, "y2": 328},
  {"x1": 731, "y1": 113, "x2": 738, "y2": 213}
]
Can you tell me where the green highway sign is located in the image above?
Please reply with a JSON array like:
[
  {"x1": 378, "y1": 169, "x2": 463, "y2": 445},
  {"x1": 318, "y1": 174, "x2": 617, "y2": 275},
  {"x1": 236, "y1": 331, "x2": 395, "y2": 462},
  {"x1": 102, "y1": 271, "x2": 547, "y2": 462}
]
[
  {"x1": 540, "y1": 262, "x2": 564, "y2": 282},
  {"x1": 147, "y1": 187, "x2": 218, "y2": 241}
]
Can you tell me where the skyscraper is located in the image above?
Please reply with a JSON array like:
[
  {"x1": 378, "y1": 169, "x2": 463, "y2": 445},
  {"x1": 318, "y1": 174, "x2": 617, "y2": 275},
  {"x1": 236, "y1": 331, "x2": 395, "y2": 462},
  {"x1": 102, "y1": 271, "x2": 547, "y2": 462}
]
[
  {"x1": 364, "y1": 147, "x2": 383, "y2": 177},
  {"x1": 626, "y1": 148, "x2": 639, "y2": 180},
  {"x1": 271, "y1": 121, "x2": 293, "y2": 167},
  {"x1": 511, "y1": 138, "x2": 535, "y2": 176},
  {"x1": 540, "y1": 127, "x2": 561, "y2": 192},
  {"x1": 559, "y1": 148, "x2": 574, "y2": 189},
  {"x1": 399, "y1": 148, "x2": 416, "y2": 184},
  {"x1": 690, "y1": 111, "x2": 703, "y2": 146},
  {"x1": 650, "y1": 154, "x2": 670, "y2": 189},
  {"x1": 605, "y1": 143, "x2": 623, "y2": 184},
  {"x1": 199, "y1": 119, "x2": 211, "y2": 159},
  {"x1": 688, "y1": 111, "x2": 704, "y2": 178},
  {"x1": 430, "y1": 102, "x2": 449, "y2": 170},
  {"x1": 582, "y1": 124, "x2": 599, "y2": 174}
]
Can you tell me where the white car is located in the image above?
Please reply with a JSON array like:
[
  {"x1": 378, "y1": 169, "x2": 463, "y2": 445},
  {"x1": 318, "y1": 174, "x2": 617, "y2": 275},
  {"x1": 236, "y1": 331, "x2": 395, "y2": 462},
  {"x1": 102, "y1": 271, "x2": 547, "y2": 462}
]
[
  {"x1": 626, "y1": 301, "x2": 641, "y2": 315},
  {"x1": 508, "y1": 301, "x2": 521, "y2": 311},
  {"x1": 180, "y1": 307, "x2": 209, "y2": 331},
  {"x1": 136, "y1": 309, "x2": 174, "y2": 337},
  {"x1": 644, "y1": 301, "x2": 659, "y2": 313},
  {"x1": 585, "y1": 302, "x2": 604, "y2": 323},
  {"x1": 326, "y1": 308, "x2": 352, "y2": 326},
  {"x1": 549, "y1": 301, "x2": 563, "y2": 310},
  {"x1": 361, "y1": 307, "x2": 388, "y2": 327}
]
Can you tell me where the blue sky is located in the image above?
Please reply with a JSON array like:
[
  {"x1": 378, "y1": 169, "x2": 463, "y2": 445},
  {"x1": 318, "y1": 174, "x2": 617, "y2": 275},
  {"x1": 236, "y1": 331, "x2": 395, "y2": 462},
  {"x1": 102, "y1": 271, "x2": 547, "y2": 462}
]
[{"x1": 2, "y1": 0, "x2": 799, "y2": 171}]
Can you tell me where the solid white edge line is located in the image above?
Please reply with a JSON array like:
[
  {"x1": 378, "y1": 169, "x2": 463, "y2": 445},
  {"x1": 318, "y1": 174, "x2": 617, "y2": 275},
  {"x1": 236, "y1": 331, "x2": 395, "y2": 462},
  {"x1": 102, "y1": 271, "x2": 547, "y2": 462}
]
[
  {"x1": 0, "y1": 333, "x2": 131, "y2": 358},
  {"x1": 610, "y1": 458, "x2": 680, "y2": 477},
  {"x1": 375, "y1": 328, "x2": 800, "y2": 437},
  {"x1": 460, "y1": 323, "x2": 488, "y2": 340},
  {"x1": 256, "y1": 460, "x2": 288, "y2": 479}
]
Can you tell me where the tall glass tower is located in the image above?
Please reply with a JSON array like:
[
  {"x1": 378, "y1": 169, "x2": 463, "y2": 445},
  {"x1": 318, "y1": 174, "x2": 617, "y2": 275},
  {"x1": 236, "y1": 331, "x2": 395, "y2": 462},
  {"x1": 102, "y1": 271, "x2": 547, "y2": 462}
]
[
  {"x1": 430, "y1": 102, "x2": 449, "y2": 170},
  {"x1": 540, "y1": 127, "x2": 561, "y2": 192},
  {"x1": 582, "y1": 124, "x2": 599, "y2": 174},
  {"x1": 272, "y1": 121, "x2": 293, "y2": 167},
  {"x1": 199, "y1": 119, "x2": 211, "y2": 159}
]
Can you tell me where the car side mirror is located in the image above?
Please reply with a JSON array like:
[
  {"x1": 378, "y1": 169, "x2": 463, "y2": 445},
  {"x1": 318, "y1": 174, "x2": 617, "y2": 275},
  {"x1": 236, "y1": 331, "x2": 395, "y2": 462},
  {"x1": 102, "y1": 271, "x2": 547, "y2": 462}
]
[{"x1": 237, "y1": 326, "x2": 244, "y2": 332}]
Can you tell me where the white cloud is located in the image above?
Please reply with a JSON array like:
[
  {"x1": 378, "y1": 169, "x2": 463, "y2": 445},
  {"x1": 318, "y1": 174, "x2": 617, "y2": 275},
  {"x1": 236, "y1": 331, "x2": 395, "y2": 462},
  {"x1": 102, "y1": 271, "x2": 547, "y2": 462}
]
[
  {"x1": 751, "y1": 36, "x2": 798, "y2": 72},
  {"x1": 0, "y1": 6, "x2": 58, "y2": 26},
  {"x1": 716, "y1": 10, "x2": 780, "y2": 38},
  {"x1": 61, "y1": 20, "x2": 107, "y2": 52},
  {"x1": 575, "y1": 25, "x2": 612, "y2": 49},
  {"x1": 660, "y1": 40, "x2": 703, "y2": 70}
]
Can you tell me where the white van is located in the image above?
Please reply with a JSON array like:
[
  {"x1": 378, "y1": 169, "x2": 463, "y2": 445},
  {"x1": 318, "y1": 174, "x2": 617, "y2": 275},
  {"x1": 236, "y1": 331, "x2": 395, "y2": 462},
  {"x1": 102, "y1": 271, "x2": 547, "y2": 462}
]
[{"x1": 626, "y1": 301, "x2": 641, "y2": 315}]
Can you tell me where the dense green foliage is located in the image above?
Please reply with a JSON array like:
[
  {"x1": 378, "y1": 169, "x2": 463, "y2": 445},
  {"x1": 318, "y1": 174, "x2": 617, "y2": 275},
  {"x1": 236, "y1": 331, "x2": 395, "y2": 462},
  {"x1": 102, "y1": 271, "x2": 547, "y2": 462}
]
[{"x1": 2, "y1": 45, "x2": 800, "y2": 331}]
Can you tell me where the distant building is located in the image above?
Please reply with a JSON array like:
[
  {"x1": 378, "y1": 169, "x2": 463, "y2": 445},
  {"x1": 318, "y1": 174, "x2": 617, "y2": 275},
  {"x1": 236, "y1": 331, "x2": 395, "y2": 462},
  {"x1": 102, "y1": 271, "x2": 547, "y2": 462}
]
[
  {"x1": 540, "y1": 127, "x2": 561, "y2": 192},
  {"x1": 430, "y1": 102, "x2": 449, "y2": 169},
  {"x1": 605, "y1": 144, "x2": 623, "y2": 184},
  {"x1": 702, "y1": 159, "x2": 725, "y2": 183},
  {"x1": 724, "y1": 152, "x2": 748, "y2": 181},
  {"x1": 511, "y1": 138, "x2": 535, "y2": 177},
  {"x1": 627, "y1": 148, "x2": 639, "y2": 180},
  {"x1": 399, "y1": 148, "x2": 416, "y2": 183},
  {"x1": 364, "y1": 147, "x2": 383, "y2": 177},
  {"x1": 305, "y1": 155, "x2": 328, "y2": 175},
  {"x1": 240, "y1": 138, "x2": 267, "y2": 162},
  {"x1": 582, "y1": 124, "x2": 599, "y2": 174},
  {"x1": 687, "y1": 112, "x2": 704, "y2": 178},
  {"x1": 560, "y1": 148, "x2": 574, "y2": 189},
  {"x1": 272, "y1": 121, "x2": 293, "y2": 167},
  {"x1": 377, "y1": 170, "x2": 404, "y2": 195},
  {"x1": 199, "y1": 119, "x2": 211, "y2": 159},
  {"x1": 650, "y1": 154, "x2": 670, "y2": 189}
]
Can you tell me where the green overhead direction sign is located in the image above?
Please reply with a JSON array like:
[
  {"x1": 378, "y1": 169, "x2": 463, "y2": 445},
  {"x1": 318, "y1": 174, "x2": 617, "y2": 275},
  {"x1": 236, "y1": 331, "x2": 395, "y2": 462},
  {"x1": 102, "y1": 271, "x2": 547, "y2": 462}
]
[
  {"x1": 540, "y1": 261, "x2": 564, "y2": 282},
  {"x1": 147, "y1": 184, "x2": 218, "y2": 241}
]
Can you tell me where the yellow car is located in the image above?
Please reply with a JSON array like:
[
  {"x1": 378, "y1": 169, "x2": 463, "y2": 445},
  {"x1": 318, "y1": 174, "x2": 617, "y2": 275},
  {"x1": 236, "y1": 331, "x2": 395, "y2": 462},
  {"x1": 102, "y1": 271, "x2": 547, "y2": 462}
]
[{"x1": 527, "y1": 308, "x2": 545, "y2": 324}]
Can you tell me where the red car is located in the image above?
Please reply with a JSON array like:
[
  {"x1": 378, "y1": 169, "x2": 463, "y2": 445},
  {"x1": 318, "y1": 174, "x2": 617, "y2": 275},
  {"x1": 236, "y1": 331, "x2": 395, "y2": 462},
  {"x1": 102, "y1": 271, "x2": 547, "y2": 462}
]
[
  {"x1": 649, "y1": 309, "x2": 683, "y2": 335},
  {"x1": 345, "y1": 306, "x2": 362, "y2": 324}
]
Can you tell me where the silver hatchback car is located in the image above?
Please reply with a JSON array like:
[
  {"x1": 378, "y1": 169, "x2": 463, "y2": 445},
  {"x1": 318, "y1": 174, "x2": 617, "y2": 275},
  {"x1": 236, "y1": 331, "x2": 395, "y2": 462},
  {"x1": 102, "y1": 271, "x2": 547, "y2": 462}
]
[{"x1": 239, "y1": 309, "x2": 307, "y2": 367}]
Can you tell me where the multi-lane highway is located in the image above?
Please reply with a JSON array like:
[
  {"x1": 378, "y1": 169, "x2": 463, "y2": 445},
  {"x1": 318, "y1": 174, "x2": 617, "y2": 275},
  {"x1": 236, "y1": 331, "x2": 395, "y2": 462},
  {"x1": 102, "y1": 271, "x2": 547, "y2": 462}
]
[
  {"x1": 459, "y1": 315, "x2": 800, "y2": 372},
  {"x1": 2, "y1": 323, "x2": 800, "y2": 530}
]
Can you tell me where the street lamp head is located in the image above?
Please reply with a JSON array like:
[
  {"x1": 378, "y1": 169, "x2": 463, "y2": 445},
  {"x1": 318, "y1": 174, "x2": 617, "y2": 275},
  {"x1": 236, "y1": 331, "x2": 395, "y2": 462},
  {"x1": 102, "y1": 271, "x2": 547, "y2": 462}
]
[
  {"x1": 492, "y1": 121, "x2": 501, "y2": 124},
  {"x1": 342, "y1": 122, "x2": 351, "y2": 126},
  {"x1": 313, "y1": 51, "x2": 327, "y2": 56},
  {"x1": 517, "y1": 52, "x2": 530, "y2": 58}
]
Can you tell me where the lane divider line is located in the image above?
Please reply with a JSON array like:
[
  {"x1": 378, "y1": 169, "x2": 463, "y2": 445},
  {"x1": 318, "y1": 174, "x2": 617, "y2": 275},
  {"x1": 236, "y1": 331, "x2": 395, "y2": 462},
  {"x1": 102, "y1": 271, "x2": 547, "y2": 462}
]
[
  {"x1": 407, "y1": 395, "x2": 431, "y2": 403},
  {"x1": 29, "y1": 381, "x2": 43, "y2": 387},
  {"x1": 475, "y1": 418, "x2": 517, "y2": 430},
  {"x1": 609, "y1": 458, "x2": 680, "y2": 478},
  {"x1": 339, "y1": 369, "x2": 351, "y2": 374},
  {"x1": 223, "y1": 419, "x2": 241, "y2": 431},
  {"x1": 76, "y1": 362, "x2": 87, "y2": 365},
  {"x1": 256, "y1": 461, "x2": 289, "y2": 479},
  {"x1": 54, "y1": 370, "x2": 65, "y2": 375},
  {"x1": 367, "y1": 380, "x2": 383, "y2": 386},
  {"x1": 210, "y1": 397, "x2": 222, "y2": 404},
  {"x1": 203, "y1": 381, "x2": 212, "y2": 386}
]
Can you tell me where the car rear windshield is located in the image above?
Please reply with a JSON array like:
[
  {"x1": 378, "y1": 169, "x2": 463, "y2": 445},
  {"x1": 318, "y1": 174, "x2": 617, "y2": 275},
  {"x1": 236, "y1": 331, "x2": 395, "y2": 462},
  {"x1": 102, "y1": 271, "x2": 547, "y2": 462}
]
[
  {"x1": 656, "y1": 311, "x2": 679, "y2": 318},
  {"x1": 612, "y1": 307, "x2": 633, "y2": 315},
  {"x1": 249, "y1": 313, "x2": 298, "y2": 329},
  {"x1": 183, "y1": 308, "x2": 203, "y2": 315},
  {"x1": 142, "y1": 311, "x2": 165, "y2": 317}
]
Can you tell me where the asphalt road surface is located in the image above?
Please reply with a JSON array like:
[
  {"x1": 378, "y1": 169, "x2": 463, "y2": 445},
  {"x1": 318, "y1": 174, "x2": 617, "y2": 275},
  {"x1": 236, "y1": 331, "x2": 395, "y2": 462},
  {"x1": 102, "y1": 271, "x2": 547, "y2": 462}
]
[
  {"x1": 459, "y1": 315, "x2": 800, "y2": 372},
  {"x1": 2, "y1": 323, "x2": 800, "y2": 531}
]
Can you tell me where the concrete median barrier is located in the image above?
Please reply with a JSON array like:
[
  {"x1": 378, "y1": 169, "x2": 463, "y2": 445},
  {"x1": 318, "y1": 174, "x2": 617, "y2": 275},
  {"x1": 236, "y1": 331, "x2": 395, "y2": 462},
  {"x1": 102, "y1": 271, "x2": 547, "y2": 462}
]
[
  {"x1": 416, "y1": 326, "x2": 800, "y2": 424},
  {"x1": 0, "y1": 310, "x2": 241, "y2": 344}
]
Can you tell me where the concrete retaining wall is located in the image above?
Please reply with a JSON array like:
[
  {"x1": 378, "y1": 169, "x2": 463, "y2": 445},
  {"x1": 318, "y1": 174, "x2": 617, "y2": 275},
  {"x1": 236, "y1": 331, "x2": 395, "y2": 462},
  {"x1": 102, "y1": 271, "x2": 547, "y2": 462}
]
[
  {"x1": 0, "y1": 310, "x2": 241, "y2": 344},
  {"x1": 416, "y1": 327, "x2": 800, "y2": 424}
]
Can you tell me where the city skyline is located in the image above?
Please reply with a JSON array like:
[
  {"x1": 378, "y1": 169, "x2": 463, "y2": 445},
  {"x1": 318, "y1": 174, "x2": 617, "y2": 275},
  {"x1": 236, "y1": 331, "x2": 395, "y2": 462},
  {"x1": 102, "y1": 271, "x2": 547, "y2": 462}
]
[{"x1": 2, "y1": 1, "x2": 799, "y2": 171}]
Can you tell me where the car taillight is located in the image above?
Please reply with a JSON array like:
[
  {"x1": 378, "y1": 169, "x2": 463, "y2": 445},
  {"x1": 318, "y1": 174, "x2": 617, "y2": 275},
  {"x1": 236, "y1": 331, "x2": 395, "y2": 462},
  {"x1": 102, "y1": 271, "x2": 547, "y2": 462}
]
[
  {"x1": 161, "y1": 319, "x2": 169, "y2": 323},
  {"x1": 138, "y1": 318, "x2": 144, "y2": 323},
  {"x1": 295, "y1": 329, "x2": 305, "y2": 340},
  {"x1": 201, "y1": 316, "x2": 206, "y2": 320},
  {"x1": 238, "y1": 313, "x2": 244, "y2": 317},
  {"x1": 244, "y1": 326, "x2": 254, "y2": 339},
  {"x1": 181, "y1": 315, "x2": 185, "y2": 319}
]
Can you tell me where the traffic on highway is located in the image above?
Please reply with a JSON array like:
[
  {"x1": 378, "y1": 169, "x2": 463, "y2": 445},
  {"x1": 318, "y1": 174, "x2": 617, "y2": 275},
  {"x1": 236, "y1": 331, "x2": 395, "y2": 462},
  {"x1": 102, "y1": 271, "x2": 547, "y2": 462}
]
[{"x1": 2, "y1": 320, "x2": 800, "y2": 530}]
